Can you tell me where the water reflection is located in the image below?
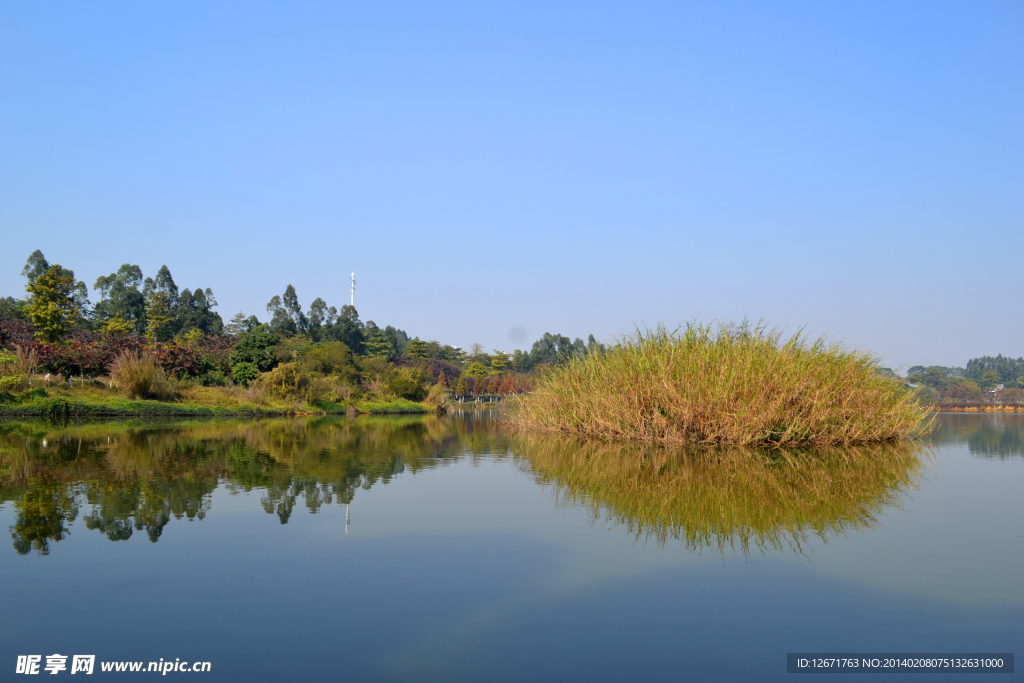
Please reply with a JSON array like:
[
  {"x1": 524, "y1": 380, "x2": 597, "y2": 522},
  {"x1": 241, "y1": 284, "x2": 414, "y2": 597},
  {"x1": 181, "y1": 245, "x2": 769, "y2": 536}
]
[
  {"x1": 1, "y1": 415, "x2": 936, "y2": 557},
  {"x1": 0, "y1": 416, "x2": 504, "y2": 554},
  {"x1": 928, "y1": 413, "x2": 1024, "y2": 459},
  {"x1": 515, "y1": 435, "x2": 928, "y2": 555}
]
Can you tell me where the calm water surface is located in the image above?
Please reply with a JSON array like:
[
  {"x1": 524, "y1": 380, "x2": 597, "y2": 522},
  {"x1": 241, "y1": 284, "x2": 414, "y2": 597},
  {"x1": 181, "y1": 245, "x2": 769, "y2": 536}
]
[{"x1": 1, "y1": 413, "x2": 1021, "y2": 681}]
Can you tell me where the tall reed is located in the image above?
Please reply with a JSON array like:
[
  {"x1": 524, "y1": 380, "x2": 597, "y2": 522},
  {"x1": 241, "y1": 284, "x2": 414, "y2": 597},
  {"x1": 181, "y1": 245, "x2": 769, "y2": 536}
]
[
  {"x1": 509, "y1": 322, "x2": 930, "y2": 446},
  {"x1": 110, "y1": 350, "x2": 172, "y2": 400},
  {"x1": 2, "y1": 345, "x2": 39, "y2": 391},
  {"x1": 13, "y1": 345, "x2": 38, "y2": 377}
]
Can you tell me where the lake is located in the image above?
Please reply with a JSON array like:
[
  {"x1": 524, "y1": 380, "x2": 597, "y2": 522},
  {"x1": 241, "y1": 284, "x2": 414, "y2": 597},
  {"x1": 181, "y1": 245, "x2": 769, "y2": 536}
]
[{"x1": 1, "y1": 412, "x2": 1020, "y2": 681}]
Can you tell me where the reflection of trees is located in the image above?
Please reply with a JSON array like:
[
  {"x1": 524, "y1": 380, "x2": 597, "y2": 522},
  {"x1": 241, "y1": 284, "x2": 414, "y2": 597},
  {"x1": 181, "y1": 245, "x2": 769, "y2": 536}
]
[
  {"x1": 929, "y1": 414, "x2": 1024, "y2": 459},
  {"x1": 516, "y1": 435, "x2": 927, "y2": 554},
  {"x1": 8, "y1": 481, "x2": 79, "y2": 555},
  {"x1": 83, "y1": 479, "x2": 215, "y2": 542},
  {"x1": 0, "y1": 415, "x2": 505, "y2": 553}
]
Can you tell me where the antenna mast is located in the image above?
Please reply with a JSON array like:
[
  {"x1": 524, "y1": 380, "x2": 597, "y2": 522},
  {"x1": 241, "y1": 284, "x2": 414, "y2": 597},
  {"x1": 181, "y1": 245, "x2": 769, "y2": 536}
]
[{"x1": 350, "y1": 272, "x2": 356, "y2": 307}]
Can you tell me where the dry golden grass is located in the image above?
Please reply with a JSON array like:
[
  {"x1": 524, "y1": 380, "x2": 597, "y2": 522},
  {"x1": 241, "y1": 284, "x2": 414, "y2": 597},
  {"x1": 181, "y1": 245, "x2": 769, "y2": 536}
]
[
  {"x1": 110, "y1": 351, "x2": 173, "y2": 400},
  {"x1": 510, "y1": 323, "x2": 930, "y2": 445}
]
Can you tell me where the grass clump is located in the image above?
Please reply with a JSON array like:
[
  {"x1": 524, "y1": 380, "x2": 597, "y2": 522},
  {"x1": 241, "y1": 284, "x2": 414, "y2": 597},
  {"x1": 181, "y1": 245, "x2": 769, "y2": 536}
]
[
  {"x1": 510, "y1": 322, "x2": 930, "y2": 446},
  {"x1": 110, "y1": 351, "x2": 173, "y2": 400}
]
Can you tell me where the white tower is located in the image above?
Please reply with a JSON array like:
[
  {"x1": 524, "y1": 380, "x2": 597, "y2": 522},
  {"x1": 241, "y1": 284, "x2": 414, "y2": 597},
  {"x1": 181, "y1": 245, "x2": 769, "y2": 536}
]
[{"x1": 350, "y1": 272, "x2": 356, "y2": 307}]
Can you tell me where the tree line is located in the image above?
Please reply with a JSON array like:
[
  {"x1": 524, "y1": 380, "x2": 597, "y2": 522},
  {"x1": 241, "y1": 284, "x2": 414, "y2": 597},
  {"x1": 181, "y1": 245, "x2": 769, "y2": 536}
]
[
  {"x1": 907, "y1": 356, "x2": 1024, "y2": 402},
  {"x1": 1, "y1": 250, "x2": 605, "y2": 397}
]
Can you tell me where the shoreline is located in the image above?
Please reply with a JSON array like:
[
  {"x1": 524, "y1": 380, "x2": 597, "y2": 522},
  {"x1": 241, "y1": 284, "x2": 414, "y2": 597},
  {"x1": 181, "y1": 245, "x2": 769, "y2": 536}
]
[
  {"x1": 931, "y1": 404, "x2": 1024, "y2": 413},
  {"x1": 0, "y1": 396, "x2": 434, "y2": 418}
]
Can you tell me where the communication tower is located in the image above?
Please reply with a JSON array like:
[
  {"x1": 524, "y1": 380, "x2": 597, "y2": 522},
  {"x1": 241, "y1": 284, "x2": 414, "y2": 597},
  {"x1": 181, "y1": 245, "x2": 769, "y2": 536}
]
[{"x1": 350, "y1": 272, "x2": 356, "y2": 307}]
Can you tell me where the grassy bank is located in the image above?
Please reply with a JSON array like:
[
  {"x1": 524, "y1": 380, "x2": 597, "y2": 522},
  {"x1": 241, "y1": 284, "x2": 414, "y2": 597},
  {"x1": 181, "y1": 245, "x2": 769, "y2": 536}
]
[
  {"x1": 0, "y1": 381, "x2": 432, "y2": 417},
  {"x1": 510, "y1": 323, "x2": 930, "y2": 446}
]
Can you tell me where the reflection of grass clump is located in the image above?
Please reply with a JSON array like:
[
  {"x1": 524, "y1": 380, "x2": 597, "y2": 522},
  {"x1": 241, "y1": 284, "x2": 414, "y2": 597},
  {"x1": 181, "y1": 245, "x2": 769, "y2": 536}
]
[
  {"x1": 512, "y1": 323, "x2": 930, "y2": 445},
  {"x1": 517, "y1": 435, "x2": 927, "y2": 554}
]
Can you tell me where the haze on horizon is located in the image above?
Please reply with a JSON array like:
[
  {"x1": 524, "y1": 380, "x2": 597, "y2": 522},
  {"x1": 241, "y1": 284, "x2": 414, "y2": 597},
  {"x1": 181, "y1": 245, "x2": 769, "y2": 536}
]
[{"x1": 1, "y1": 1, "x2": 1020, "y2": 370}]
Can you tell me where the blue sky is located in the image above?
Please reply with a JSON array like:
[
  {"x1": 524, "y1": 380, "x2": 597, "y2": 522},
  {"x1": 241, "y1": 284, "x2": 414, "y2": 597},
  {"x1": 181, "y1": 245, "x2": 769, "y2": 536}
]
[{"x1": 1, "y1": 1, "x2": 1020, "y2": 368}]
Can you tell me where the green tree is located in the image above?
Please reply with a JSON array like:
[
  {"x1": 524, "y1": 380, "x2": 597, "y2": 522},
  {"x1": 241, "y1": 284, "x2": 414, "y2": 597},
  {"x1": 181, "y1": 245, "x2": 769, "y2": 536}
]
[
  {"x1": 455, "y1": 375, "x2": 468, "y2": 396},
  {"x1": 308, "y1": 298, "x2": 328, "y2": 337},
  {"x1": 175, "y1": 287, "x2": 222, "y2": 335},
  {"x1": 94, "y1": 264, "x2": 147, "y2": 334},
  {"x1": 266, "y1": 294, "x2": 297, "y2": 336},
  {"x1": 226, "y1": 311, "x2": 259, "y2": 336},
  {"x1": 0, "y1": 296, "x2": 30, "y2": 322},
  {"x1": 490, "y1": 350, "x2": 510, "y2": 373},
  {"x1": 231, "y1": 362, "x2": 259, "y2": 387},
  {"x1": 26, "y1": 264, "x2": 80, "y2": 342},
  {"x1": 298, "y1": 341, "x2": 357, "y2": 380},
  {"x1": 325, "y1": 305, "x2": 365, "y2": 353},
  {"x1": 384, "y1": 325, "x2": 409, "y2": 355},
  {"x1": 511, "y1": 349, "x2": 529, "y2": 372},
  {"x1": 966, "y1": 354, "x2": 1024, "y2": 387},
  {"x1": 386, "y1": 368, "x2": 428, "y2": 401},
  {"x1": 405, "y1": 337, "x2": 428, "y2": 359},
  {"x1": 948, "y1": 380, "x2": 983, "y2": 401},
  {"x1": 978, "y1": 370, "x2": 1002, "y2": 391},
  {"x1": 527, "y1": 332, "x2": 579, "y2": 367},
  {"x1": 142, "y1": 265, "x2": 181, "y2": 335},
  {"x1": 364, "y1": 331, "x2": 396, "y2": 359},
  {"x1": 463, "y1": 362, "x2": 488, "y2": 380},
  {"x1": 230, "y1": 326, "x2": 281, "y2": 372},
  {"x1": 21, "y1": 249, "x2": 50, "y2": 284},
  {"x1": 906, "y1": 366, "x2": 966, "y2": 393},
  {"x1": 145, "y1": 291, "x2": 174, "y2": 345},
  {"x1": 19, "y1": 250, "x2": 90, "y2": 330},
  {"x1": 99, "y1": 316, "x2": 134, "y2": 336},
  {"x1": 282, "y1": 284, "x2": 308, "y2": 332}
]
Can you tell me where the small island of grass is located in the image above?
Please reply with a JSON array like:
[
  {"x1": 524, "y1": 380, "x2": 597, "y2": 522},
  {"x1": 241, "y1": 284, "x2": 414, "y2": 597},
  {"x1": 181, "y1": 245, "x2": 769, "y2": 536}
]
[{"x1": 510, "y1": 323, "x2": 931, "y2": 446}]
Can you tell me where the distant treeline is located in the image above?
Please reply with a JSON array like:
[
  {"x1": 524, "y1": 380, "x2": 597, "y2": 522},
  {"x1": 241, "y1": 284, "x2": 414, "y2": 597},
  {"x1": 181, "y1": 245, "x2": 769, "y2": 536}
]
[
  {"x1": 907, "y1": 356, "x2": 1024, "y2": 402},
  {"x1": 0, "y1": 250, "x2": 605, "y2": 395}
]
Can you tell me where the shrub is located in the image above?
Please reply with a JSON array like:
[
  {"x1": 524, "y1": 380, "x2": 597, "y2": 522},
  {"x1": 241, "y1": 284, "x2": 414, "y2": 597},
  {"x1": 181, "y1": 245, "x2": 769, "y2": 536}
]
[
  {"x1": 997, "y1": 387, "x2": 1024, "y2": 403},
  {"x1": 231, "y1": 362, "x2": 259, "y2": 388},
  {"x1": 229, "y1": 327, "x2": 280, "y2": 372},
  {"x1": 946, "y1": 380, "x2": 982, "y2": 402},
  {"x1": 110, "y1": 351, "x2": 173, "y2": 400},
  {"x1": 0, "y1": 375, "x2": 22, "y2": 392},
  {"x1": 386, "y1": 367, "x2": 429, "y2": 401},
  {"x1": 510, "y1": 323, "x2": 930, "y2": 446},
  {"x1": 201, "y1": 369, "x2": 229, "y2": 387},
  {"x1": 258, "y1": 362, "x2": 308, "y2": 398},
  {"x1": 297, "y1": 341, "x2": 356, "y2": 380},
  {"x1": 40, "y1": 340, "x2": 107, "y2": 379},
  {"x1": 304, "y1": 376, "x2": 356, "y2": 404}
]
